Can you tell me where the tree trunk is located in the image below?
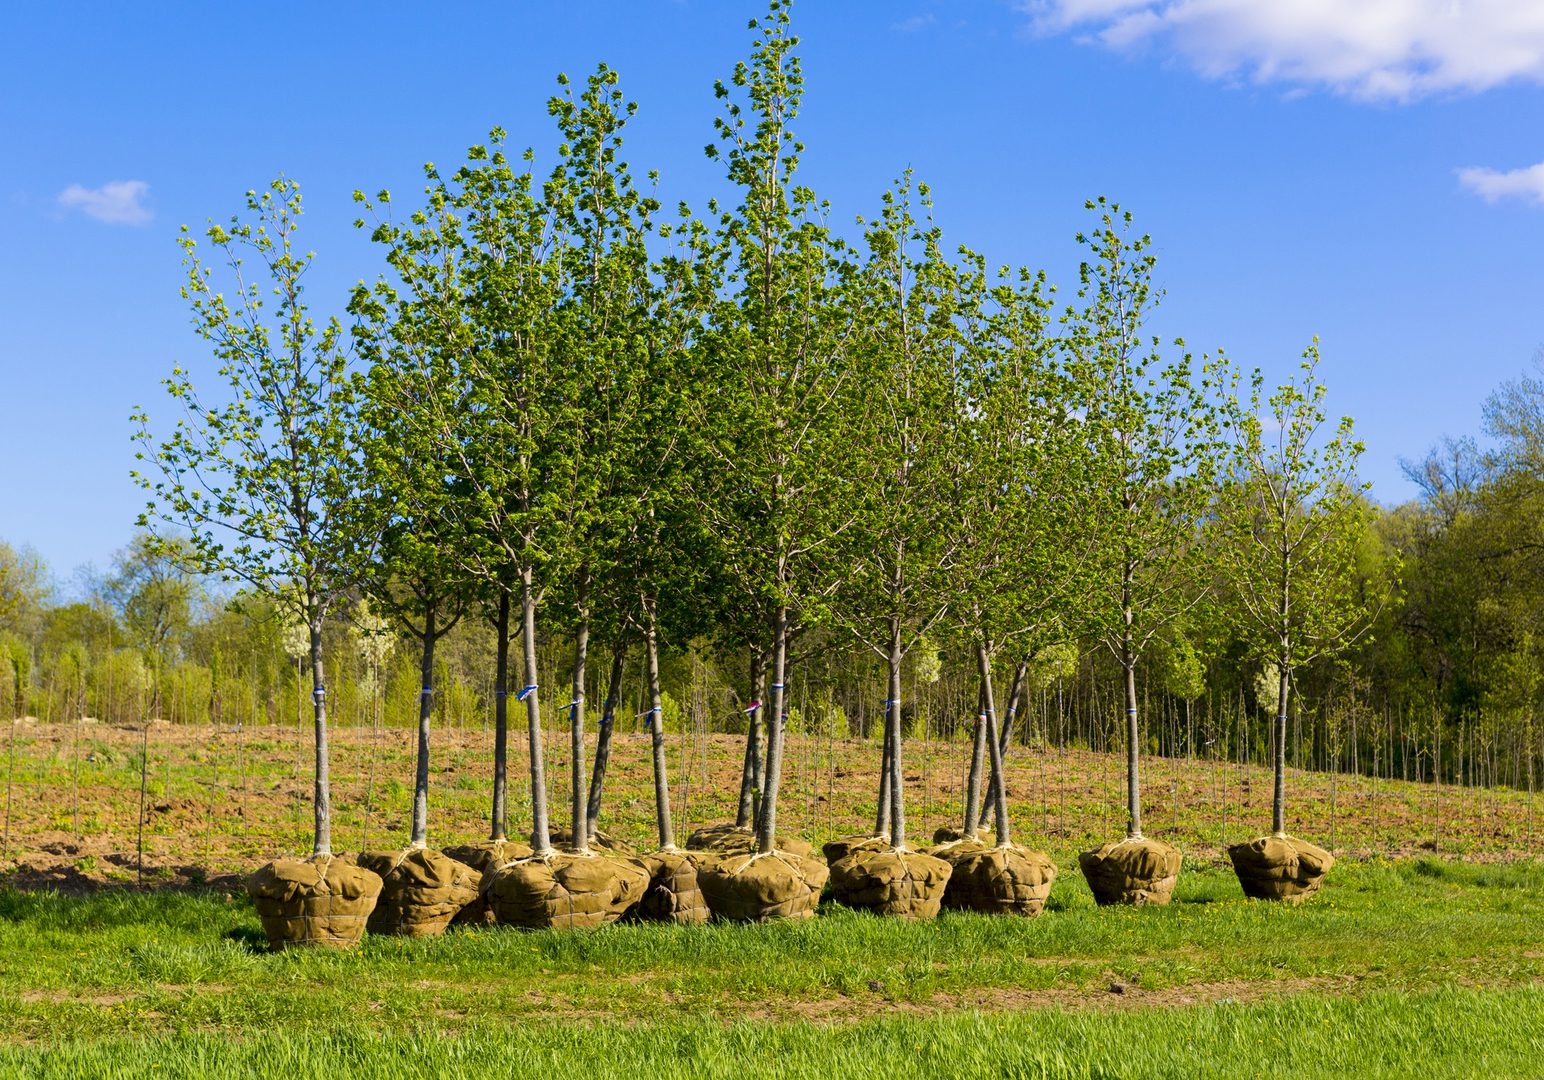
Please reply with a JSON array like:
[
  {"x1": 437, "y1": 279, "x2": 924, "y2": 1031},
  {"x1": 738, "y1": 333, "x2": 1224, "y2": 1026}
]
[
  {"x1": 979, "y1": 656, "x2": 1028, "y2": 824},
  {"x1": 1273, "y1": 659, "x2": 1290, "y2": 836},
  {"x1": 410, "y1": 600, "x2": 437, "y2": 848},
  {"x1": 874, "y1": 714, "x2": 893, "y2": 837},
  {"x1": 520, "y1": 568, "x2": 551, "y2": 855},
  {"x1": 886, "y1": 615, "x2": 906, "y2": 849},
  {"x1": 736, "y1": 646, "x2": 766, "y2": 830},
  {"x1": 755, "y1": 606, "x2": 789, "y2": 855},
  {"x1": 490, "y1": 591, "x2": 510, "y2": 841},
  {"x1": 1123, "y1": 631, "x2": 1142, "y2": 840},
  {"x1": 963, "y1": 682, "x2": 987, "y2": 838},
  {"x1": 644, "y1": 597, "x2": 676, "y2": 850},
  {"x1": 976, "y1": 641, "x2": 1011, "y2": 847},
  {"x1": 308, "y1": 616, "x2": 332, "y2": 856},
  {"x1": 586, "y1": 638, "x2": 627, "y2": 840},
  {"x1": 568, "y1": 574, "x2": 591, "y2": 854}
]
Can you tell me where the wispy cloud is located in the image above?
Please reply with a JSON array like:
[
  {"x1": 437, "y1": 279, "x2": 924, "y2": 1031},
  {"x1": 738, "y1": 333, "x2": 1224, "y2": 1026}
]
[
  {"x1": 1020, "y1": 1, "x2": 1544, "y2": 102},
  {"x1": 57, "y1": 180, "x2": 152, "y2": 225},
  {"x1": 1457, "y1": 160, "x2": 1544, "y2": 206},
  {"x1": 893, "y1": 12, "x2": 936, "y2": 33}
]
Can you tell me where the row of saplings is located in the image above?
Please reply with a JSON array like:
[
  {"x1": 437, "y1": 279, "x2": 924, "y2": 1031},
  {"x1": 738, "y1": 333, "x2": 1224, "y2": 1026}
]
[{"x1": 246, "y1": 680, "x2": 1334, "y2": 949}]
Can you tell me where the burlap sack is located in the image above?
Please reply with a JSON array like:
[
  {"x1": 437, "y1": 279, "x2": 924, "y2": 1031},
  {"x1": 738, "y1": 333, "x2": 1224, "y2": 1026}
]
[
  {"x1": 442, "y1": 838, "x2": 534, "y2": 876},
  {"x1": 829, "y1": 847, "x2": 952, "y2": 919},
  {"x1": 246, "y1": 854, "x2": 383, "y2": 951},
  {"x1": 1078, "y1": 837, "x2": 1182, "y2": 907},
  {"x1": 481, "y1": 850, "x2": 648, "y2": 930},
  {"x1": 931, "y1": 826, "x2": 996, "y2": 847},
  {"x1": 685, "y1": 823, "x2": 814, "y2": 859},
  {"x1": 356, "y1": 848, "x2": 480, "y2": 937},
  {"x1": 548, "y1": 828, "x2": 638, "y2": 856},
  {"x1": 925, "y1": 836, "x2": 994, "y2": 864},
  {"x1": 941, "y1": 844, "x2": 1056, "y2": 917},
  {"x1": 1228, "y1": 835, "x2": 1334, "y2": 902},
  {"x1": 636, "y1": 848, "x2": 711, "y2": 925},
  {"x1": 697, "y1": 850, "x2": 830, "y2": 922},
  {"x1": 822, "y1": 834, "x2": 889, "y2": 864}
]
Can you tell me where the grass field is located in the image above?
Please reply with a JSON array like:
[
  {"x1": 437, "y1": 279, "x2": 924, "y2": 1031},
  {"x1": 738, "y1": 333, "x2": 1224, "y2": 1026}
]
[{"x1": 2, "y1": 722, "x2": 1542, "y2": 1077}]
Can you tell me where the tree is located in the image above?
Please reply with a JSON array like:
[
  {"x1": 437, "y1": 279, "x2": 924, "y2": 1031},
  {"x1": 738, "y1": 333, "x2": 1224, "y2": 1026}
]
[{"x1": 1216, "y1": 345, "x2": 1386, "y2": 899}]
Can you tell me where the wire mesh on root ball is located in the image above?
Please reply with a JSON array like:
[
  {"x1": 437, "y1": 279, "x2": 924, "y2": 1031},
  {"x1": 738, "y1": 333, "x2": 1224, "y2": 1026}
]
[
  {"x1": 246, "y1": 854, "x2": 383, "y2": 951},
  {"x1": 635, "y1": 848, "x2": 712, "y2": 924},
  {"x1": 355, "y1": 847, "x2": 480, "y2": 937},
  {"x1": 696, "y1": 849, "x2": 830, "y2": 922},
  {"x1": 1228, "y1": 835, "x2": 1334, "y2": 902},
  {"x1": 828, "y1": 846, "x2": 952, "y2": 919},
  {"x1": 1078, "y1": 837, "x2": 1182, "y2": 907},
  {"x1": 480, "y1": 850, "x2": 648, "y2": 930},
  {"x1": 939, "y1": 844, "x2": 1056, "y2": 917}
]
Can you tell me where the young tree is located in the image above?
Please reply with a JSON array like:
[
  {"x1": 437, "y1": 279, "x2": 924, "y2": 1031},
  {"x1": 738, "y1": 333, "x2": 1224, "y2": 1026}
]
[
  {"x1": 1217, "y1": 345, "x2": 1382, "y2": 900},
  {"x1": 132, "y1": 179, "x2": 382, "y2": 947},
  {"x1": 1070, "y1": 200, "x2": 1222, "y2": 907}
]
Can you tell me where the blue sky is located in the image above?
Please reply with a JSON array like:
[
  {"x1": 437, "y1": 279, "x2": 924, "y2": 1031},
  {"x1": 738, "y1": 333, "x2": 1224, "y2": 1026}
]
[{"x1": 2, "y1": 0, "x2": 1541, "y2": 584}]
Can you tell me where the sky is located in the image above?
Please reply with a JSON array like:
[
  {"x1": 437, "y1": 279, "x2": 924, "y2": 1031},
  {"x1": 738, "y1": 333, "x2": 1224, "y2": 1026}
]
[{"x1": 2, "y1": 0, "x2": 1541, "y2": 587}]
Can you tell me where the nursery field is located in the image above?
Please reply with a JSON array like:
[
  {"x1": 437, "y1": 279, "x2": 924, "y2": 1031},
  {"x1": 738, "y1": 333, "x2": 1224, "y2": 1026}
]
[{"x1": 2, "y1": 722, "x2": 1543, "y2": 1077}]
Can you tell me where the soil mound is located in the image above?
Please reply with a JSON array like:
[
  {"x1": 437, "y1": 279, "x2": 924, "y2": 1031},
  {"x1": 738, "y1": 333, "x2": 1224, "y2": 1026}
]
[
  {"x1": 941, "y1": 844, "x2": 1056, "y2": 917},
  {"x1": 636, "y1": 848, "x2": 711, "y2": 924},
  {"x1": 697, "y1": 849, "x2": 829, "y2": 922},
  {"x1": 356, "y1": 848, "x2": 479, "y2": 937},
  {"x1": 481, "y1": 850, "x2": 648, "y2": 930},
  {"x1": 828, "y1": 847, "x2": 952, "y2": 919},
  {"x1": 246, "y1": 854, "x2": 382, "y2": 950},
  {"x1": 685, "y1": 823, "x2": 813, "y2": 859},
  {"x1": 1228, "y1": 834, "x2": 1334, "y2": 902},
  {"x1": 1078, "y1": 837, "x2": 1181, "y2": 907}
]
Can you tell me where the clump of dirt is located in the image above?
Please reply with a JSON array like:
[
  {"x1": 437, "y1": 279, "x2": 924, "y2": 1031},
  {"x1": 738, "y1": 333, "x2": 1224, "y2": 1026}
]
[
  {"x1": 355, "y1": 847, "x2": 480, "y2": 937},
  {"x1": 940, "y1": 844, "x2": 1056, "y2": 917},
  {"x1": 822, "y1": 834, "x2": 889, "y2": 864},
  {"x1": 697, "y1": 849, "x2": 829, "y2": 922},
  {"x1": 1228, "y1": 834, "x2": 1335, "y2": 902},
  {"x1": 480, "y1": 850, "x2": 648, "y2": 930},
  {"x1": 1078, "y1": 837, "x2": 1182, "y2": 907},
  {"x1": 635, "y1": 847, "x2": 711, "y2": 924},
  {"x1": 547, "y1": 828, "x2": 638, "y2": 856},
  {"x1": 828, "y1": 846, "x2": 952, "y2": 919},
  {"x1": 686, "y1": 823, "x2": 814, "y2": 859},
  {"x1": 245, "y1": 853, "x2": 382, "y2": 950}
]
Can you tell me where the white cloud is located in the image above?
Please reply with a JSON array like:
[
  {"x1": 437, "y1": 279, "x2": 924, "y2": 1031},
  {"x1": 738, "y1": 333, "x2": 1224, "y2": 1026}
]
[
  {"x1": 893, "y1": 13, "x2": 936, "y2": 33},
  {"x1": 57, "y1": 180, "x2": 152, "y2": 225},
  {"x1": 1457, "y1": 160, "x2": 1544, "y2": 204},
  {"x1": 1021, "y1": 0, "x2": 1544, "y2": 102}
]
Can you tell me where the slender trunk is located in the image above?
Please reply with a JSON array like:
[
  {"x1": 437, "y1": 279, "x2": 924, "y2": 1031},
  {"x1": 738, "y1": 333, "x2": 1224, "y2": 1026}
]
[
  {"x1": 309, "y1": 616, "x2": 332, "y2": 856},
  {"x1": 980, "y1": 656, "x2": 1028, "y2": 823},
  {"x1": 886, "y1": 615, "x2": 906, "y2": 850},
  {"x1": 1122, "y1": 629, "x2": 1141, "y2": 839},
  {"x1": 874, "y1": 714, "x2": 893, "y2": 836},
  {"x1": 410, "y1": 601, "x2": 437, "y2": 848},
  {"x1": 490, "y1": 591, "x2": 510, "y2": 841},
  {"x1": 644, "y1": 598, "x2": 676, "y2": 850},
  {"x1": 755, "y1": 606, "x2": 789, "y2": 855},
  {"x1": 520, "y1": 569, "x2": 551, "y2": 855},
  {"x1": 586, "y1": 638, "x2": 627, "y2": 839},
  {"x1": 1273, "y1": 659, "x2": 1290, "y2": 836},
  {"x1": 963, "y1": 683, "x2": 987, "y2": 837},
  {"x1": 736, "y1": 646, "x2": 766, "y2": 829},
  {"x1": 569, "y1": 574, "x2": 591, "y2": 854},
  {"x1": 976, "y1": 642, "x2": 1011, "y2": 847}
]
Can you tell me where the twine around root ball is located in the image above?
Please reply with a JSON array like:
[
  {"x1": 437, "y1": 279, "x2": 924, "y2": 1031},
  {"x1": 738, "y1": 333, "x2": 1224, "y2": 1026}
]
[
  {"x1": 246, "y1": 853, "x2": 382, "y2": 951},
  {"x1": 829, "y1": 847, "x2": 952, "y2": 919},
  {"x1": 636, "y1": 848, "x2": 712, "y2": 924},
  {"x1": 547, "y1": 827, "x2": 638, "y2": 856},
  {"x1": 481, "y1": 850, "x2": 649, "y2": 930},
  {"x1": 697, "y1": 849, "x2": 830, "y2": 922},
  {"x1": 442, "y1": 839, "x2": 534, "y2": 876},
  {"x1": 822, "y1": 834, "x2": 889, "y2": 864},
  {"x1": 686, "y1": 823, "x2": 814, "y2": 860},
  {"x1": 1078, "y1": 837, "x2": 1182, "y2": 907},
  {"x1": 1228, "y1": 835, "x2": 1334, "y2": 902},
  {"x1": 940, "y1": 844, "x2": 1056, "y2": 917},
  {"x1": 356, "y1": 848, "x2": 480, "y2": 937}
]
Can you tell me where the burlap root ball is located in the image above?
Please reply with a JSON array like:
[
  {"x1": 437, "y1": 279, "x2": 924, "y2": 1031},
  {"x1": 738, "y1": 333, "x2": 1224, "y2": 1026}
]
[
  {"x1": 941, "y1": 844, "x2": 1057, "y2": 917},
  {"x1": 926, "y1": 835, "x2": 995, "y2": 865},
  {"x1": 829, "y1": 847, "x2": 952, "y2": 919},
  {"x1": 697, "y1": 850, "x2": 830, "y2": 922},
  {"x1": 442, "y1": 838, "x2": 534, "y2": 876},
  {"x1": 635, "y1": 847, "x2": 711, "y2": 925},
  {"x1": 822, "y1": 834, "x2": 890, "y2": 864},
  {"x1": 547, "y1": 827, "x2": 638, "y2": 856},
  {"x1": 1078, "y1": 837, "x2": 1182, "y2": 907},
  {"x1": 931, "y1": 826, "x2": 996, "y2": 847},
  {"x1": 356, "y1": 847, "x2": 480, "y2": 937},
  {"x1": 246, "y1": 853, "x2": 383, "y2": 951},
  {"x1": 481, "y1": 850, "x2": 649, "y2": 930},
  {"x1": 685, "y1": 823, "x2": 814, "y2": 860},
  {"x1": 1228, "y1": 835, "x2": 1334, "y2": 902}
]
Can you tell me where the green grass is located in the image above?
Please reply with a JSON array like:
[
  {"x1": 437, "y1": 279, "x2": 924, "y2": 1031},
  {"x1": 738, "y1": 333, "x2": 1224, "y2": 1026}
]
[{"x1": 1, "y1": 859, "x2": 1542, "y2": 1075}]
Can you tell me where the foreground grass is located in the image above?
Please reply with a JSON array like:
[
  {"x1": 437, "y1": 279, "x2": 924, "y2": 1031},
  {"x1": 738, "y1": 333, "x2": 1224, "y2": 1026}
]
[
  {"x1": 0, "y1": 858, "x2": 1541, "y2": 1076},
  {"x1": 4, "y1": 986, "x2": 1542, "y2": 1079}
]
